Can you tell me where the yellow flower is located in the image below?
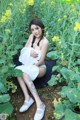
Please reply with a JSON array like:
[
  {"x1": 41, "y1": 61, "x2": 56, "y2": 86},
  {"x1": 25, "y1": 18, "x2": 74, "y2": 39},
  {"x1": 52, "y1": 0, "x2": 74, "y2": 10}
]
[
  {"x1": 5, "y1": 9, "x2": 11, "y2": 17},
  {"x1": 0, "y1": 16, "x2": 7, "y2": 22},
  {"x1": 28, "y1": 0, "x2": 34, "y2": 6},
  {"x1": 0, "y1": 9, "x2": 11, "y2": 23},
  {"x1": 53, "y1": 98, "x2": 61, "y2": 107},
  {"x1": 52, "y1": 36, "x2": 60, "y2": 42},
  {"x1": 74, "y1": 22, "x2": 80, "y2": 31},
  {"x1": 52, "y1": 98, "x2": 58, "y2": 106},
  {"x1": 57, "y1": 18, "x2": 61, "y2": 22},
  {"x1": 61, "y1": 60, "x2": 67, "y2": 66}
]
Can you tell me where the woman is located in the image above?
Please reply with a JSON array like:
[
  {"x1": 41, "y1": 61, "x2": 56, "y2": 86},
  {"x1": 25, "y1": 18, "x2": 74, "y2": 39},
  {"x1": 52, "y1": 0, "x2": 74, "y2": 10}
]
[{"x1": 16, "y1": 18, "x2": 49, "y2": 120}]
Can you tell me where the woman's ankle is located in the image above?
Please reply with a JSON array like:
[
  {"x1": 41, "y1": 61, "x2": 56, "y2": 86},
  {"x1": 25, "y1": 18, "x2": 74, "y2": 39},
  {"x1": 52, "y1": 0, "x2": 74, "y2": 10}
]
[
  {"x1": 25, "y1": 96, "x2": 31, "y2": 101},
  {"x1": 37, "y1": 102, "x2": 45, "y2": 108}
]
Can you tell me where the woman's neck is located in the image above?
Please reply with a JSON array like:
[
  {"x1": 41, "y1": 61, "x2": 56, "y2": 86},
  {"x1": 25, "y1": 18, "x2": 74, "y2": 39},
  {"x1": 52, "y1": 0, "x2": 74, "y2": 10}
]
[{"x1": 35, "y1": 38, "x2": 40, "y2": 43}]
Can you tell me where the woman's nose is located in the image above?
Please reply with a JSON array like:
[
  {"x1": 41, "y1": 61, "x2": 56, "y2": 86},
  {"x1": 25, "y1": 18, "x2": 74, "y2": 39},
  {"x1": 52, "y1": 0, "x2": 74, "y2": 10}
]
[{"x1": 34, "y1": 30, "x2": 38, "y2": 34}]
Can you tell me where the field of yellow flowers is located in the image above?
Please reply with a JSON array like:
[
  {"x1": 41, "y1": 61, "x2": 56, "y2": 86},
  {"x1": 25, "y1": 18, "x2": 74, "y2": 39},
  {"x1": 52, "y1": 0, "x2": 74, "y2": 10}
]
[{"x1": 0, "y1": 0, "x2": 80, "y2": 120}]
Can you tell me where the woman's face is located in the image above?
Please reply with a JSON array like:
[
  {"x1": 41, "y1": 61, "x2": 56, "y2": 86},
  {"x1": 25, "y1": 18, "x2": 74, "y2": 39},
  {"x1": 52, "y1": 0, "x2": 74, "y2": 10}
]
[{"x1": 30, "y1": 24, "x2": 42, "y2": 38}]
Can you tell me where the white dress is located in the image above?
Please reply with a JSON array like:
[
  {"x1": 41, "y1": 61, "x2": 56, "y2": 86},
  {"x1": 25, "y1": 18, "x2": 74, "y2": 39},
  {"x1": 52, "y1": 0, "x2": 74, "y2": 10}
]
[{"x1": 15, "y1": 47, "x2": 41, "y2": 81}]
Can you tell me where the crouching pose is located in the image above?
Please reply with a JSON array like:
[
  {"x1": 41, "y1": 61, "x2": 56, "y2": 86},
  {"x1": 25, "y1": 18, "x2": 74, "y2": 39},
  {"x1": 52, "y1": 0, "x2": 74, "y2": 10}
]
[{"x1": 16, "y1": 18, "x2": 49, "y2": 120}]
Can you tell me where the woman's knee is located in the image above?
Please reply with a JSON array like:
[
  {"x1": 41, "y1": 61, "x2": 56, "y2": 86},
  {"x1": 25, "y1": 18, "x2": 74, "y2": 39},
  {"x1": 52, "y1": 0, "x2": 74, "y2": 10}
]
[
  {"x1": 17, "y1": 76, "x2": 22, "y2": 80},
  {"x1": 23, "y1": 72, "x2": 30, "y2": 79},
  {"x1": 38, "y1": 67, "x2": 46, "y2": 77},
  {"x1": 22, "y1": 73, "x2": 33, "y2": 85}
]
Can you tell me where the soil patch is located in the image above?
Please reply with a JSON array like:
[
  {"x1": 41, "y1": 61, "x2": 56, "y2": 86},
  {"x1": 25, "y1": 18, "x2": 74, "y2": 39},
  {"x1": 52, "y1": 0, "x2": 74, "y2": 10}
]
[{"x1": 10, "y1": 80, "x2": 62, "y2": 120}]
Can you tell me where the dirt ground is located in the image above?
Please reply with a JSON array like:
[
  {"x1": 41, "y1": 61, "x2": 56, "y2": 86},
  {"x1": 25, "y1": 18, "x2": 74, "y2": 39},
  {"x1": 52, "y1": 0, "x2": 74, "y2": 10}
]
[{"x1": 10, "y1": 80, "x2": 62, "y2": 120}]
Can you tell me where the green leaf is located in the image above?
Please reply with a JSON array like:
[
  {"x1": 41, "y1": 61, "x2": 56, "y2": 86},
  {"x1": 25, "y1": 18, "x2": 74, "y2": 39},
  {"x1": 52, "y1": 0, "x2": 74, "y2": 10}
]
[
  {"x1": 59, "y1": 86, "x2": 80, "y2": 103},
  {"x1": 48, "y1": 75, "x2": 58, "y2": 86},
  {"x1": 12, "y1": 69, "x2": 22, "y2": 77},
  {"x1": 1, "y1": 66, "x2": 9, "y2": 73},
  {"x1": 54, "y1": 102, "x2": 65, "y2": 119},
  {"x1": 0, "y1": 94, "x2": 10, "y2": 103},
  {"x1": 47, "y1": 51, "x2": 59, "y2": 60},
  {"x1": 0, "y1": 58, "x2": 6, "y2": 64},
  {"x1": 52, "y1": 65, "x2": 60, "y2": 72},
  {"x1": 73, "y1": 73, "x2": 80, "y2": 82},
  {"x1": 60, "y1": 67, "x2": 75, "y2": 82},
  {"x1": 63, "y1": 109, "x2": 80, "y2": 120},
  {"x1": 58, "y1": 86, "x2": 67, "y2": 98},
  {"x1": 75, "y1": 59, "x2": 80, "y2": 65},
  {"x1": 15, "y1": 44, "x2": 23, "y2": 49},
  {"x1": 0, "y1": 102, "x2": 13, "y2": 114},
  {"x1": 66, "y1": 88, "x2": 80, "y2": 103},
  {"x1": 10, "y1": 50, "x2": 17, "y2": 56},
  {"x1": 0, "y1": 82, "x2": 7, "y2": 93}
]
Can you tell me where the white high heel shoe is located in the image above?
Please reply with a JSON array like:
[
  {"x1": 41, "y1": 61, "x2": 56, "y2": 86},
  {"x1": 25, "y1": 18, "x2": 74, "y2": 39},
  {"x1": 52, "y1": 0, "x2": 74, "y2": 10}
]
[
  {"x1": 34, "y1": 104, "x2": 46, "y2": 120},
  {"x1": 19, "y1": 98, "x2": 34, "y2": 112}
]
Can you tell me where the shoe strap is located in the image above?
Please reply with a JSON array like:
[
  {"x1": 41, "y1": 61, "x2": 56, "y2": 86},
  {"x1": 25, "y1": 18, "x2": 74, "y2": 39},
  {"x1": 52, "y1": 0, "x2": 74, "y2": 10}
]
[{"x1": 36, "y1": 105, "x2": 46, "y2": 113}]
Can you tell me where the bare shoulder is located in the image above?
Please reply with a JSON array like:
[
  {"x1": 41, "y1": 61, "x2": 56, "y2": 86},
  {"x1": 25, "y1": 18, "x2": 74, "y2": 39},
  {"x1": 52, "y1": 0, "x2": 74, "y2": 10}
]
[
  {"x1": 28, "y1": 34, "x2": 33, "y2": 43},
  {"x1": 29, "y1": 34, "x2": 33, "y2": 40},
  {"x1": 25, "y1": 34, "x2": 33, "y2": 47},
  {"x1": 42, "y1": 37, "x2": 49, "y2": 45}
]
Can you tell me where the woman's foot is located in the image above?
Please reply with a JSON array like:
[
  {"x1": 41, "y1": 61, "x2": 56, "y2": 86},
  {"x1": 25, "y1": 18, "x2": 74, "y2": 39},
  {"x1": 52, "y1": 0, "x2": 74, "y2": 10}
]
[
  {"x1": 34, "y1": 104, "x2": 46, "y2": 120},
  {"x1": 19, "y1": 97, "x2": 34, "y2": 112}
]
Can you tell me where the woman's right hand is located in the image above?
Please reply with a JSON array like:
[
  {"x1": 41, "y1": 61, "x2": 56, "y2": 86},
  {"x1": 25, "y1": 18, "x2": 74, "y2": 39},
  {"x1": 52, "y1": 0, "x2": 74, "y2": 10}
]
[{"x1": 30, "y1": 50, "x2": 38, "y2": 58}]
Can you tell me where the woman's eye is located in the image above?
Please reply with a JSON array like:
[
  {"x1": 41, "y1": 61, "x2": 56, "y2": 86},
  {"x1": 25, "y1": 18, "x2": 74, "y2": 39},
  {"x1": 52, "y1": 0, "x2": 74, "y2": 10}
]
[
  {"x1": 36, "y1": 27, "x2": 39, "y2": 30},
  {"x1": 31, "y1": 29, "x2": 34, "y2": 32}
]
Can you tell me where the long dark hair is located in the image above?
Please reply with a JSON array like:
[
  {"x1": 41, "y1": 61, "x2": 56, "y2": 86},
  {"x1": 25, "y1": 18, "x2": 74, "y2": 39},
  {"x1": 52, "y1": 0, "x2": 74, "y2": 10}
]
[{"x1": 29, "y1": 19, "x2": 45, "y2": 47}]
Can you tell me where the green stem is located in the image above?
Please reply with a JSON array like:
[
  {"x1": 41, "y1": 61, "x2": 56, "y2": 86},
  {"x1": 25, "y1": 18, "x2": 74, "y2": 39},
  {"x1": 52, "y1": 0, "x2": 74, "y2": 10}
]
[{"x1": 68, "y1": 32, "x2": 77, "y2": 69}]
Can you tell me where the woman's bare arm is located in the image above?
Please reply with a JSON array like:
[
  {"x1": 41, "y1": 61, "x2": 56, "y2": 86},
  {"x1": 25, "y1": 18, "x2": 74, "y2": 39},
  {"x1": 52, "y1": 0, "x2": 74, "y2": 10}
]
[
  {"x1": 35, "y1": 38, "x2": 49, "y2": 66},
  {"x1": 25, "y1": 34, "x2": 33, "y2": 47},
  {"x1": 25, "y1": 34, "x2": 38, "y2": 57}
]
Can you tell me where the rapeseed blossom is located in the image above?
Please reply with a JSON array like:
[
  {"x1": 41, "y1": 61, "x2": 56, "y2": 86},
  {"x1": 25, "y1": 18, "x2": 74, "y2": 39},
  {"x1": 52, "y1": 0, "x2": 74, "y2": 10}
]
[
  {"x1": 52, "y1": 36, "x2": 60, "y2": 42},
  {"x1": 5, "y1": 10, "x2": 11, "y2": 17},
  {"x1": 0, "y1": 9, "x2": 11, "y2": 23},
  {"x1": 53, "y1": 98, "x2": 58, "y2": 106},
  {"x1": 0, "y1": 16, "x2": 7, "y2": 22},
  {"x1": 61, "y1": 60, "x2": 67, "y2": 66},
  {"x1": 28, "y1": 0, "x2": 34, "y2": 6},
  {"x1": 53, "y1": 98, "x2": 61, "y2": 107},
  {"x1": 74, "y1": 22, "x2": 80, "y2": 31}
]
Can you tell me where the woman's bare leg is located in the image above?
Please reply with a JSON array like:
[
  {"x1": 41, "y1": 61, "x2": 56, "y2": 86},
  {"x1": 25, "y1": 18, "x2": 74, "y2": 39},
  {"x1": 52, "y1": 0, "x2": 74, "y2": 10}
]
[
  {"x1": 22, "y1": 73, "x2": 43, "y2": 108},
  {"x1": 17, "y1": 77, "x2": 30, "y2": 101},
  {"x1": 38, "y1": 66, "x2": 46, "y2": 78}
]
